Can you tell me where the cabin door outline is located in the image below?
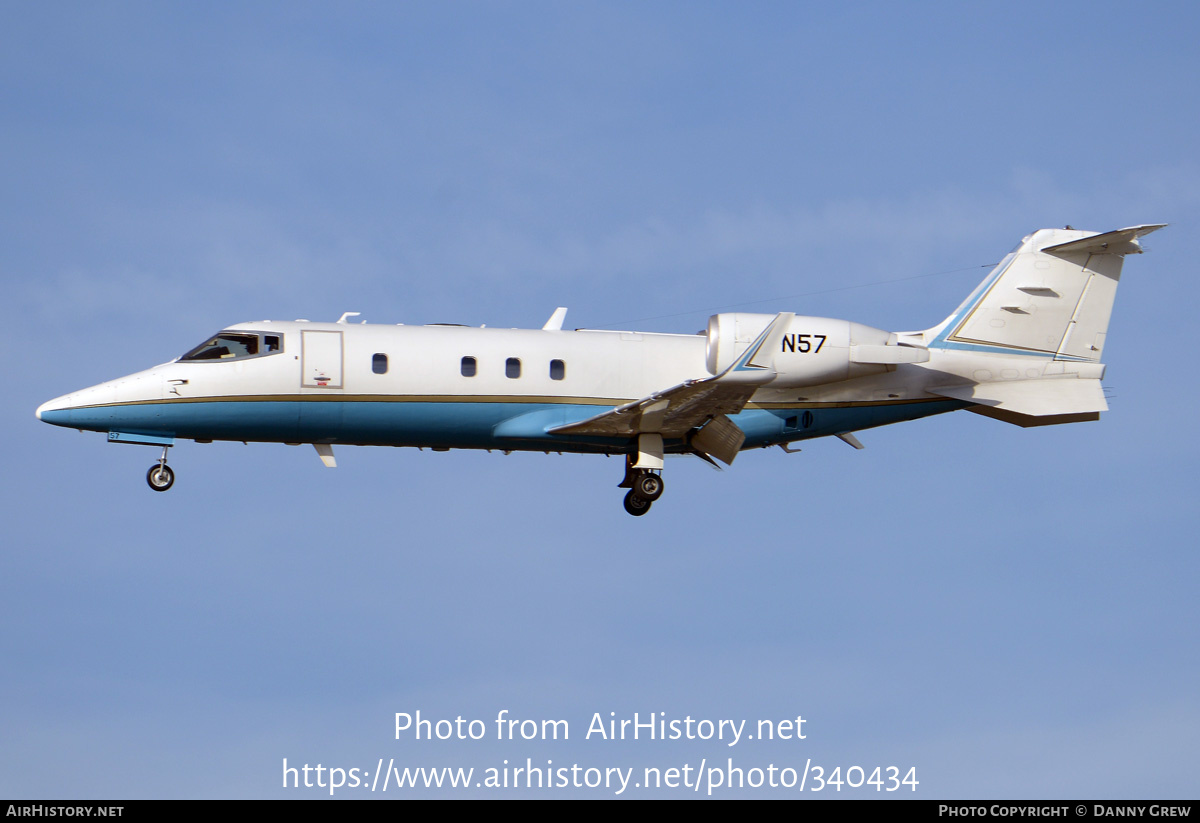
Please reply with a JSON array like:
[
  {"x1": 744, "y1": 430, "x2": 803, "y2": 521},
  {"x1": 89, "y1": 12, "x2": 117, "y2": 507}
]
[{"x1": 301, "y1": 330, "x2": 344, "y2": 389}]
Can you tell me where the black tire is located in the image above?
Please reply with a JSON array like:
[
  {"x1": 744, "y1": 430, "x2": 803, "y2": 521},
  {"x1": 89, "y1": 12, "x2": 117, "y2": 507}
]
[
  {"x1": 634, "y1": 473, "x2": 664, "y2": 501},
  {"x1": 623, "y1": 490, "x2": 651, "y2": 517},
  {"x1": 146, "y1": 464, "x2": 175, "y2": 492}
]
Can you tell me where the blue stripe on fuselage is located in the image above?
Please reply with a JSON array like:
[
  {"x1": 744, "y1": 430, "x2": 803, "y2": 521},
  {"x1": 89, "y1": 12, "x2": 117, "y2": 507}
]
[{"x1": 41, "y1": 397, "x2": 967, "y2": 452}]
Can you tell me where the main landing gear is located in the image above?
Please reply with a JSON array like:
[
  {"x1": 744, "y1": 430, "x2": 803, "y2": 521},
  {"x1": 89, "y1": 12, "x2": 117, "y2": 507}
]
[
  {"x1": 619, "y1": 456, "x2": 664, "y2": 516},
  {"x1": 146, "y1": 446, "x2": 174, "y2": 492}
]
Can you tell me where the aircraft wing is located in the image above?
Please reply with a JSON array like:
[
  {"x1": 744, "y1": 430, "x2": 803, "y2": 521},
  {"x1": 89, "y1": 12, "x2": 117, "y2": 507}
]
[
  {"x1": 548, "y1": 376, "x2": 759, "y2": 439},
  {"x1": 548, "y1": 312, "x2": 794, "y2": 463}
]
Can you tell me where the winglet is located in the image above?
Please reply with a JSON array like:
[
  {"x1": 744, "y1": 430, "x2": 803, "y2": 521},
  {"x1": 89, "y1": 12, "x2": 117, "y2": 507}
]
[
  {"x1": 725, "y1": 312, "x2": 794, "y2": 378},
  {"x1": 543, "y1": 307, "x2": 568, "y2": 331}
]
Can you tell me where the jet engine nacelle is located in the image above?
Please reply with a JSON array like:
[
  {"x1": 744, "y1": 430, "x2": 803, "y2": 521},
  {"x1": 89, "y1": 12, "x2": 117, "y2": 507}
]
[{"x1": 705, "y1": 312, "x2": 895, "y2": 387}]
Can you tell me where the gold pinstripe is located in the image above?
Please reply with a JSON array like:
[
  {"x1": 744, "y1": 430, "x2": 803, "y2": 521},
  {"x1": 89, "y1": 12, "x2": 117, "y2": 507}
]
[{"x1": 61, "y1": 394, "x2": 949, "y2": 412}]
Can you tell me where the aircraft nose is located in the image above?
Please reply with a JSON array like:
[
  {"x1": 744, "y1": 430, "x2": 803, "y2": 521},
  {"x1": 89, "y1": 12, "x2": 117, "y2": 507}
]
[
  {"x1": 36, "y1": 393, "x2": 74, "y2": 425},
  {"x1": 37, "y1": 376, "x2": 137, "y2": 430}
]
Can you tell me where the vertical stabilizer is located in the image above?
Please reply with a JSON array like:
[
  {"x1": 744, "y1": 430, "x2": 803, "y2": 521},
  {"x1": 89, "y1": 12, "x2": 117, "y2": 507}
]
[{"x1": 927, "y1": 225, "x2": 1164, "y2": 360}]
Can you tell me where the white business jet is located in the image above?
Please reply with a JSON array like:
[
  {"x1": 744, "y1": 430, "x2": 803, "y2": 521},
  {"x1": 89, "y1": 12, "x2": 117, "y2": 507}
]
[{"x1": 37, "y1": 225, "x2": 1163, "y2": 515}]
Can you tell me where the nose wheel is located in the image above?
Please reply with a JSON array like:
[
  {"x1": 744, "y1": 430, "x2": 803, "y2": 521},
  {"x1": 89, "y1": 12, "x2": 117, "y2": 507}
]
[
  {"x1": 619, "y1": 457, "x2": 664, "y2": 516},
  {"x1": 146, "y1": 446, "x2": 174, "y2": 492}
]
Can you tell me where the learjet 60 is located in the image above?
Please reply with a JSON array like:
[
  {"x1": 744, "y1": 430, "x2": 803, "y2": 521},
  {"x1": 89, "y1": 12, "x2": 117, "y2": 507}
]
[{"x1": 36, "y1": 225, "x2": 1163, "y2": 515}]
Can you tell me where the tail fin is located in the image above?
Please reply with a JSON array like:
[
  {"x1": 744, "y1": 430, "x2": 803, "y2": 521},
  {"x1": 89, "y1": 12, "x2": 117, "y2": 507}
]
[{"x1": 926, "y1": 225, "x2": 1165, "y2": 361}]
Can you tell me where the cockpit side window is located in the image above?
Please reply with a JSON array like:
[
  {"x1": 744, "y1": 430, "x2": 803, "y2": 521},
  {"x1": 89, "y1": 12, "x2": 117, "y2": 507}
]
[{"x1": 180, "y1": 332, "x2": 268, "y2": 361}]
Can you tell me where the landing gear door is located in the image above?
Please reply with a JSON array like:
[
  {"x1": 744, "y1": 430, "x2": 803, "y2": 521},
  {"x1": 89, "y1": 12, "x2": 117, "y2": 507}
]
[{"x1": 301, "y1": 330, "x2": 343, "y2": 389}]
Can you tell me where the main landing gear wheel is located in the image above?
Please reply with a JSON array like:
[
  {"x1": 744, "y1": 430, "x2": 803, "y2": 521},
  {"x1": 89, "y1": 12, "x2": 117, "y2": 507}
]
[
  {"x1": 623, "y1": 490, "x2": 651, "y2": 517},
  {"x1": 618, "y1": 458, "x2": 665, "y2": 515},
  {"x1": 633, "y1": 472, "x2": 664, "y2": 502},
  {"x1": 146, "y1": 464, "x2": 175, "y2": 492}
]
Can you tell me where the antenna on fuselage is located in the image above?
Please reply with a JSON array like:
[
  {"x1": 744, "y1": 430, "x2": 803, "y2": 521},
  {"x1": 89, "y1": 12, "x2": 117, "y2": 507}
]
[
  {"x1": 336, "y1": 312, "x2": 361, "y2": 324},
  {"x1": 543, "y1": 307, "x2": 568, "y2": 331}
]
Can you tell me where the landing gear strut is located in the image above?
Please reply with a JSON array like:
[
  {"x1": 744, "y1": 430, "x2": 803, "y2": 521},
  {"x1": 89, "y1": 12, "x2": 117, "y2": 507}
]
[
  {"x1": 146, "y1": 446, "x2": 174, "y2": 492},
  {"x1": 619, "y1": 454, "x2": 664, "y2": 516}
]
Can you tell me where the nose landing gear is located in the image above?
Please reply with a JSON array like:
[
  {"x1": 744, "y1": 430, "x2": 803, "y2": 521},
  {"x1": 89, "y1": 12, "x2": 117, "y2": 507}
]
[{"x1": 146, "y1": 446, "x2": 174, "y2": 492}]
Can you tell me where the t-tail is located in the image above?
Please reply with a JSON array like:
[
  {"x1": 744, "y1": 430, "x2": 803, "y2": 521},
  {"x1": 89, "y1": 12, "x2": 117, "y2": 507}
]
[{"x1": 921, "y1": 224, "x2": 1165, "y2": 427}]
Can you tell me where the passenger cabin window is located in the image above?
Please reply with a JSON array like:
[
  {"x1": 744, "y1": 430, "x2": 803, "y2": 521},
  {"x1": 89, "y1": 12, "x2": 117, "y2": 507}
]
[
  {"x1": 550, "y1": 359, "x2": 566, "y2": 380},
  {"x1": 461, "y1": 356, "x2": 477, "y2": 377},
  {"x1": 506, "y1": 357, "x2": 521, "y2": 378},
  {"x1": 372, "y1": 353, "x2": 388, "y2": 374},
  {"x1": 180, "y1": 333, "x2": 261, "y2": 361}
]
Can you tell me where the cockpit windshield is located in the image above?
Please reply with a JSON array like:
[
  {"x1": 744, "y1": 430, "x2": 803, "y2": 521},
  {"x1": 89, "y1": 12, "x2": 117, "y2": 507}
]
[{"x1": 179, "y1": 332, "x2": 281, "y2": 361}]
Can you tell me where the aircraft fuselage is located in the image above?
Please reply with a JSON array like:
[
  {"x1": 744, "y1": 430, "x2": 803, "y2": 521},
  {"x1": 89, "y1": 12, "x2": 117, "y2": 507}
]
[{"x1": 37, "y1": 320, "x2": 960, "y2": 454}]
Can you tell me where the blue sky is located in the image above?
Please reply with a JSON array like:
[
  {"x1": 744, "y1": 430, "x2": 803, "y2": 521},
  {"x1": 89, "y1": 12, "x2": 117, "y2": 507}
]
[{"x1": 3, "y1": 1, "x2": 1197, "y2": 798}]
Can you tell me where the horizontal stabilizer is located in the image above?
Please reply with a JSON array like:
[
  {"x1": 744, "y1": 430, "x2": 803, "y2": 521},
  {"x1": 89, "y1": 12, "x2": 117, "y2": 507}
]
[
  {"x1": 966, "y1": 407, "x2": 1100, "y2": 428},
  {"x1": 928, "y1": 378, "x2": 1108, "y2": 418},
  {"x1": 1042, "y1": 224, "x2": 1166, "y2": 257}
]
